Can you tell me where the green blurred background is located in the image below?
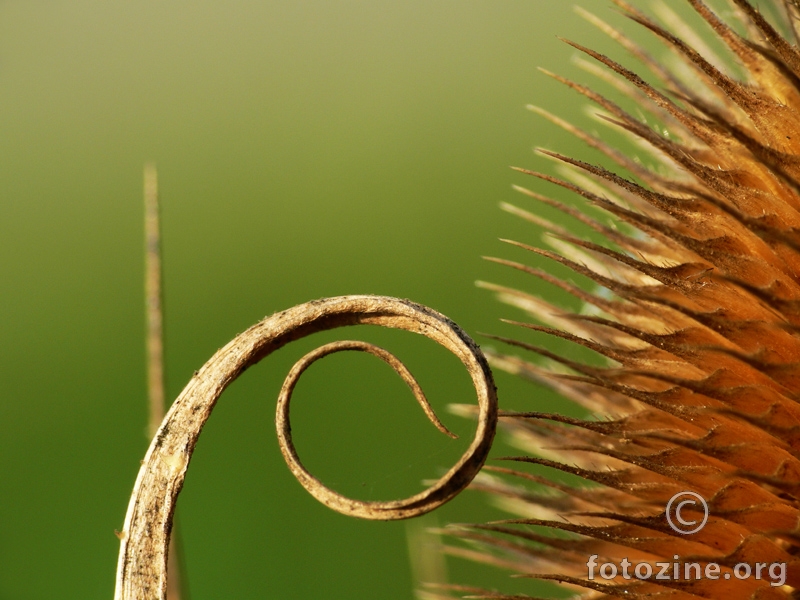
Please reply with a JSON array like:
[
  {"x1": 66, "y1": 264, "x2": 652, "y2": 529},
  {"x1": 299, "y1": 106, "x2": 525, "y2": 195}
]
[{"x1": 0, "y1": 1, "x2": 651, "y2": 598}]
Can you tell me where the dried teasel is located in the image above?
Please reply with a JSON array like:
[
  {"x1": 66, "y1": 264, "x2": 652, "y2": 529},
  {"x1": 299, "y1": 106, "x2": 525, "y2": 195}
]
[{"x1": 442, "y1": 1, "x2": 800, "y2": 598}]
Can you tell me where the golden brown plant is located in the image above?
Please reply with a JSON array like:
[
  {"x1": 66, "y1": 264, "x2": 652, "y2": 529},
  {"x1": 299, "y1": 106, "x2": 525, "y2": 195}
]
[
  {"x1": 114, "y1": 296, "x2": 499, "y2": 598},
  {"x1": 444, "y1": 0, "x2": 800, "y2": 598}
]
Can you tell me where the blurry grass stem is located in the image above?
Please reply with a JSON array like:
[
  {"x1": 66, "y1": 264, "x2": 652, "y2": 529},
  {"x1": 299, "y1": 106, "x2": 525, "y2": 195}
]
[
  {"x1": 144, "y1": 163, "x2": 165, "y2": 439},
  {"x1": 143, "y1": 163, "x2": 185, "y2": 600}
]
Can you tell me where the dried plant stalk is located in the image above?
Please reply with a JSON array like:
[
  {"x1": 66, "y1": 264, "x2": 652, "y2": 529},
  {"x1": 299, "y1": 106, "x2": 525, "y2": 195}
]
[{"x1": 115, "y1": 295, "x2": 498, "y2": 599}]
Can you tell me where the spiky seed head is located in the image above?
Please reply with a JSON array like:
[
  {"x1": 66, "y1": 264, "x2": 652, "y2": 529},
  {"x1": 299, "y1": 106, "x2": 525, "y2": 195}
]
[{"x1": 447, "y1": 1, "x2": 800, "y2": 598}]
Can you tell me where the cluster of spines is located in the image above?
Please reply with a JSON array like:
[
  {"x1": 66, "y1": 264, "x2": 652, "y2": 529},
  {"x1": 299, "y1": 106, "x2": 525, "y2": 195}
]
[{"x1": 439, "y1": 1, "x2": 800, "y2": 599}]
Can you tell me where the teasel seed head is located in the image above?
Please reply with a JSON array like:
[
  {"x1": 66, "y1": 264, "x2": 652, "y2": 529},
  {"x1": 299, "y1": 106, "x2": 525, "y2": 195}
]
[{"x1": 445, "y1": 1, "x2": 800, "y2": 598}]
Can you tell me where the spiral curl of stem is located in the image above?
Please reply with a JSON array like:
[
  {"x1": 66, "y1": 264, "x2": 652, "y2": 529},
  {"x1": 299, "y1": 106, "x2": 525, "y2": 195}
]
[{"x1": 114, "y1": 294, "x2": 498, "y2": 599}]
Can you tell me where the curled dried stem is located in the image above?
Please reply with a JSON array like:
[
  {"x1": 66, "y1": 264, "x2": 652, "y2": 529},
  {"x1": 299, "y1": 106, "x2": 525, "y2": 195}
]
[{"x1": 115, "y1": 294, "x2": 498, "y2": 599}]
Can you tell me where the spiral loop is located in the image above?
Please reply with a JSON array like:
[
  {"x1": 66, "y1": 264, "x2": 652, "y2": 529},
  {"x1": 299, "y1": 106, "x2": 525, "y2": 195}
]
[{"x1": 114, "y1": 295, "x2": 498, "y2": 599}]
